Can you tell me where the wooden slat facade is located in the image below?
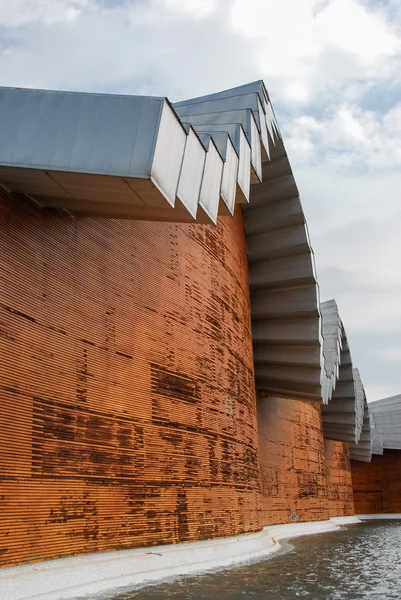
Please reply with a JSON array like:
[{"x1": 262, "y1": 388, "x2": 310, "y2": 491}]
[
  {"x1": 324, "y1": 440, "x2": 355, "y2": 518},
  {"x1": 0, "y1": 191, "x2": 260, "y2": 567},
  {"x1": 0, "y1": 189, "x2": 358, "y2": 568},
  {"x1": 257, "y1": 395, "x2": 330, "y2": 526}
]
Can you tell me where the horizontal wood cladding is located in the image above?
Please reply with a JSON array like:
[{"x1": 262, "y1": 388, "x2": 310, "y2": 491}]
[
  {"x1": 324, "y1": 440, "x2": 354, "y2": 517},
  {"x1": 351, "y1": 450, "x2": 401, "y2": 514},
  {"x1": 257, "y1": 395, "x2": 329, "y2": 525},
  {"x1": 0, "y1": 191, "x2": 260, "y2": 567}
]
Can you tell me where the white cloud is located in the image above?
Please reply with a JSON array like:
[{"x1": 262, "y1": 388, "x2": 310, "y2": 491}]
[
  {"x1": 383, "y1": 104, "x2": 401, "y2": 133},
  {"x1": 284, "y1": 101, "x2": 401, "y2": 172},
  {"x1": 283, "y1": 116, "x2": 323, "y2": 163},
  {"x1": 0, "y1": 0, "x2": 399, "y2": 106},
  {"x1": 324, "y1": 106, "x2": 369, "y2": 145},
  {"x1": 0, "y1": 0, "x2": 90, "y2": 27},
  {"x1": 162, "y1": 0, "x2": 217, "y2": 19},
  {"x1": 231, "y1": 0, "x2": 400, "y2": 104},
  {"x1": 0, "y1": 0, "x2": 262, "y2": 97},
  {"x1": 314, "y1": 0, "x2": 399, "y2": 61},
  {"x1": 0, "y1": 0, "x2": 400, "y2": 399}
]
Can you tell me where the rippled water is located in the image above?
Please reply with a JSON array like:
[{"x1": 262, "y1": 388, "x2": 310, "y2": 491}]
[{"x1": 111, "y1": 521, "x2": 401, "y2": 599}]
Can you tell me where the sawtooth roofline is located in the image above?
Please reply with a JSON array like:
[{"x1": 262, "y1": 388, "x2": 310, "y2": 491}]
[{"x1": 0, "y1": 80, "x2": 372, "y2": 425}]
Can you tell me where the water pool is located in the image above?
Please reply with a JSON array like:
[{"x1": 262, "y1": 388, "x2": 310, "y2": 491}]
[{"x1": 109, "y1": 520, "x2": 401, "y2": 599}]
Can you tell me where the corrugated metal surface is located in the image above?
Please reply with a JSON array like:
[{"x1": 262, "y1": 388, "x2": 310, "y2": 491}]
[
  {"x1": 369, "y1": 394, "x2": 401, "y2": 450},
  {"x1": 0, "y1": 87, "x2": 165, "y2": 176},
  {"x1": 0, "y1": 189, "x2": 260, "y2": 567},
  {"x1": 0, "y1": 88, "x2": 190, "y2": 213},
  {"x1": 0, "y1": 84, "x2": 268, "y2": 222},
  {"x1": 199, "y1": 131, "x2": 237, "y2": 215},
  {"x1": 219, "y1": 134, "x2": 238, "y2": 214},
  {"x1": 349, "y1": 370, "x2": 373, "y2": 462},
  {"x1": 320, "y1": 299, "x2": 342, "y2": 403},
  {"x1": 175, "y1": 127, "x2": 206, "y2": 219},
  {"x1": 196, "y1": 135, "x2": 223, "y2": 224},
  {"x1": 371, "y1": 411, "x2": 384, "y2": 455},
  {"x1": 174, "y1": 106, "x2": 261, "y2": 183},
  {"x1": 150, "y1": 100, "x2": 187, "y2": 205},
  {"x1": 174, "y1": 80, "x2": 278, "y2": 160},
  {"x1": 243, "y1": 121, "x2": 324, "y2": 402},
  {"x1": 322, "y1": 332, "x2": 358, "y2": 443}
]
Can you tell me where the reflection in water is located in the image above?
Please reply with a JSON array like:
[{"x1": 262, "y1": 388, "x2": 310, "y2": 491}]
[{"x1": 111, "y1": 521, "x2": 401, "y2": 599}]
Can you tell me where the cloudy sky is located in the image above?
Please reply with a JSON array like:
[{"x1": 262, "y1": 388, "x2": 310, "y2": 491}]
[{"x1": 1, "y1": 0, "x2": 400, "y2": 401}]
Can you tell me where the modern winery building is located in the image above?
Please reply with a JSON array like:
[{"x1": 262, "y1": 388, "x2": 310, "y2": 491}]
[{"x1": 0, "y1": 81, "x2": 399, "y2": 595}]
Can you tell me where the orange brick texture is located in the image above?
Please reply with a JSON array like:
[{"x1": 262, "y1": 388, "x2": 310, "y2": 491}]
[
  {"x1": 324, "y1": 440, "x2": 354, "y2": 517},
  {"x1": 351, "y1": 451, "x2": 401, "y2": 514},
  {"x1": 0, "y1": 189, "x2": 358, "y2": 568},
  {"x1": 0, "y1": 190, "x2": 261, "y2": 567},
  {"x1": 257, "y1": 395, "x2": 330, "y2": 525}
]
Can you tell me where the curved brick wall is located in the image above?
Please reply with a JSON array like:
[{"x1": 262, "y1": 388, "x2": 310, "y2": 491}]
[
  {"x1": 0, "y1": 190, "x2": 260, "y2": 567},
  {"x1": 324, "y1": 440, "x2": 354, "y2": 517},
  {"x1": 257, "y1": 395, "x2": 329, "y2": 525}
]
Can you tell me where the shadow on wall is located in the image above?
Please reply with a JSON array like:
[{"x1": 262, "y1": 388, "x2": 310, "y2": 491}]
[{"x1": 352, "y1": 451, "x2": 401, "y2": 514}]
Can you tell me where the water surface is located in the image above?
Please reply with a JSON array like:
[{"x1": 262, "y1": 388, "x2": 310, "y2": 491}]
[{"x1": 111, "y1": 521, "x2": 401, "y2": 599}]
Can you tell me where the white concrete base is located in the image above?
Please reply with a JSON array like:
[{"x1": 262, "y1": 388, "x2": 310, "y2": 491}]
[
  {"x1": 358, "y1": 513, "x2": 401, "y2": 520},
  {"x1": 1, "y1": 517, "x2": 361, "y2": 600},
  {"x1": 330, "y1": 516, "x2": 362, "y2": 525}
]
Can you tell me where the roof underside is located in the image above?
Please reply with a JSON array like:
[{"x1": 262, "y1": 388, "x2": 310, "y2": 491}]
[
  {"x1": 319, "y1": 300, "x2": 370, "y2": 455},
  {"x1": 176, "y1": 84, "x2": 324, "y2": 401},
  {"x1": 348, "y1": 370, "x2": 373, "y2": 462},
  {"x1": 320, "y1": 301, "x2": 361, "y2": 444}
]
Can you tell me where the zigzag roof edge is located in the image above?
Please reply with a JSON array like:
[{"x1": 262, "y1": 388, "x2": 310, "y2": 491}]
[
  {"x1": 0, "y1": 80, "x2": 326, "y2": 402},
  {"x1": 349, "y1": 370, "x2": 373, "y2": 462},
  {"x1": 320, "y1": 301, "x2": 362, "y2": 443},
  {"x1": 369, "y1": 394, "x2": 401, "y2": 451}
]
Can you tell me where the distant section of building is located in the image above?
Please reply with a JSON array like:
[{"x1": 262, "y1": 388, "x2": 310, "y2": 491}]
[
  {"x1": 351, "y1": 395, "x2": 401, "y2": 513},
  {"x1": 369, "y1": 395, "x2": 401, "y2": 450}
]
